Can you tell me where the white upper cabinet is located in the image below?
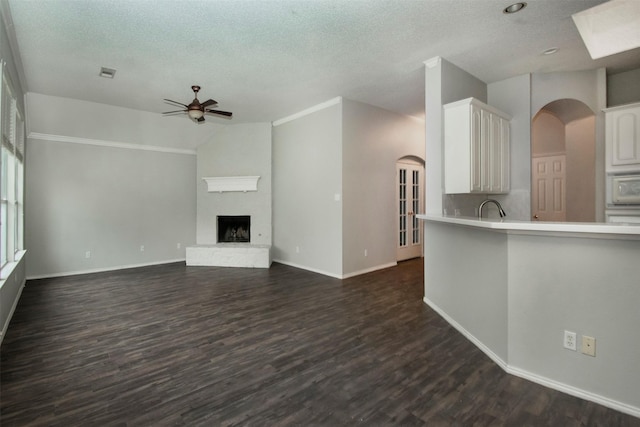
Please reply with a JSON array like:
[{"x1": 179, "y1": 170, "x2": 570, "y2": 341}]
[
  {"x1": 444, "y1": 97, "x2": 511, "y2": 194},
  {"x1": 605, "y1": 102, "x2": 640, "y2": 173}
]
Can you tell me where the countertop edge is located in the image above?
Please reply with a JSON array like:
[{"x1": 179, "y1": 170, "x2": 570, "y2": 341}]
[{"x1": 416, "y1": 214, "x2": 640, "y2": 236}]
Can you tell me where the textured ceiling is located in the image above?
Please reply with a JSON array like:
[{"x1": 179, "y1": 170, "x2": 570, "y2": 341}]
[{"x1": 5, "y1": 0, "x2": 640, "y2": 124}]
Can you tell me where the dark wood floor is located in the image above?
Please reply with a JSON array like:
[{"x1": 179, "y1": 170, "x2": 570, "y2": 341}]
[{"x1": 2, "y1": 259, "x2": 639, "y2": 426}]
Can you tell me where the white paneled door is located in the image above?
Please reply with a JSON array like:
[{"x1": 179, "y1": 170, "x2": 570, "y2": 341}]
[
  {"x1": 397, "y1": 161, "x2": 424, "y2": 261},
  {"x1": 532, "y1": 155, "x2": 566, "y2": 221}
]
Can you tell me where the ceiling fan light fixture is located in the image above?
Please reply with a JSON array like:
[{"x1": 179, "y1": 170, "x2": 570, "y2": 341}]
[
  {"x1": 163, "y1": 86, "x2": 232, "y2": 123},
  {"x1": 188, "y1": 109, "x2": 204, "y2": 120},
  {"x1": 503, "y1": 2, "x2": 527, "y2": 14}
]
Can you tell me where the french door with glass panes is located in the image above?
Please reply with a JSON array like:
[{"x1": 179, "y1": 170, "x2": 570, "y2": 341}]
[{"x1": 396, "y1": 162, "x2": 424, "y2": 261}]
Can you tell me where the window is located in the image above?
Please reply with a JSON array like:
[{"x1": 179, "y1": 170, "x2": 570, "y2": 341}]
[{"x1": 0, "y1": 60, "x2": 25, "y2": 273}]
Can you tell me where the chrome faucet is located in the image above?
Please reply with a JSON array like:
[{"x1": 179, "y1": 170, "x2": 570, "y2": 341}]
[{"x1": 478, "y1": 199, "x2": 506, "y2": 219}]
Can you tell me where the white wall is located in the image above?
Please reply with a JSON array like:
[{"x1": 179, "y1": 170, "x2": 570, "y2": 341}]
[
  {"x1": 441, "y1": 59, "x2": 487, "y2": 105},
  {"x1": 565, "y1": 116, "x2": 595, "y2": 222},
  {"x1": 272, "y1": 97, "x2": 424, "y2": 278},
  {"x1": 26, "y1": 139, "x2": 197, "y2": 278},
  {"x1": 424, "y1": 58, "x2": 445, "y2": 216},
  {"x1": 341, "y1": 98, "x2": 424, "y2": 276},
  {"x1": 428, "y1": 66, "x2": 603, "y2": 222},
  {"x1": 196, "y1": 123, "x2": 272, "y2": 245},
  {"x1": 26, "y1": 93, "x2": 214, "y2": 151},
  {"x1": 531, "y1": 113, "x2": 596, "y2": 222},
  {"x1": 424, "y1": 220, "x2": 640, "y2": 416},
  {"x1": 508, "y1": 233, "x2": 640, "y2": 414},
  {"x1": 532, "y1": 70, "x2": 606, "y2": 222},
  {"x1": 532, "y1": 70, "x2": 604, "y2": 116},
  {"x1": 423, "y1": 221, "x2": 509, "y2": 362},
  {"x1": 532, "y1": 111, "x2": 565, "y2": 155},
  {"x1": 272, "y1": 100, "x2": 343, "y2": 277},
  {"x1": 25, "y1": 94, "x2": 212, "y2": 278},
  {"x1": 607, "y1": 67, "x2": 640, "y2": 107},
  {"x1": 424, "y1": 57, "x2": 488, "y2": 218},
  {"x1": 488, "y1": 74, "x2": 532, "y2": 220}
]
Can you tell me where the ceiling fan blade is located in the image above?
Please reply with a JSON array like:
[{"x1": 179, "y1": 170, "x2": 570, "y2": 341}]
[
  {"x1": 162, "y1": 110, "x2": 187, "y2": 115},
  {"x1": 205, "y1": 109, "x2": 233, "y2": 118},
  {"x1": 201, "y1": 99, "x2": 218, "y2": 108},
  {"x1": 164, "y1": 98, "x2": 188, "y2": 108}
]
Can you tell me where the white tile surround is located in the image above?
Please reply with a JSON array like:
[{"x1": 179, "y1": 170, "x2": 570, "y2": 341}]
[{"x1": 186, "y1": 244, "x2": 271, "y2": 268}]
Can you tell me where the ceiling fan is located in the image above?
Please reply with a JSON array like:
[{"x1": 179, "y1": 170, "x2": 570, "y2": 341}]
[{"x1": 163, "y1": 85, "x2": 233, "y2": 123}]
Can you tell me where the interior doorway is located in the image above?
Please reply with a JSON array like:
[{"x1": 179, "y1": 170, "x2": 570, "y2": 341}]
[
  {"x1": 531, "y1": 99, "x2": 596, "y2": 222},
  {"x1": 532, "y1": 154, "x2": 566, "y2": 221},
  {"x1": 396, "y1": 158, "x2": 424, "y2": 261}
]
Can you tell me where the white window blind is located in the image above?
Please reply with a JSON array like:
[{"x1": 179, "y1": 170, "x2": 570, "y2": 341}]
[{"x1": 0, "y1": 59, "x2": 25, "y2": 271}]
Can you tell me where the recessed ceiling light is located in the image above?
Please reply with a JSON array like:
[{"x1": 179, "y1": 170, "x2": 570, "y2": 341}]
[
  {"x1": 543, "y1": 47, "x2": 558, "y2": 55},
  {"x1": 99, "y1": 67, "x2": 116, "y2": 79},
  {"x1": 503, "y1": 2, "x2": 527, "y2": 14}
]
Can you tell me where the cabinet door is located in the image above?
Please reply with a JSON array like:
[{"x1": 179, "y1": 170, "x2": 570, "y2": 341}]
[
  {"x1": 444, "y1": 98, "x2": 510, "y2": 194},
  {"x1": 470, "y1": 104, "x2": 483, "y2": 192},
  {"x1": 479, "y1": 108, "x2": 491, "y2": 192},
  {"x1": 499, "y1": 116, "x2": 510, "y2": 192},
  {"x1": 610, "y1": 108, "x2": 640, "y2": 166},
  {"x1": 488, "y1": 114, "x2": 510, "y2": 193}
]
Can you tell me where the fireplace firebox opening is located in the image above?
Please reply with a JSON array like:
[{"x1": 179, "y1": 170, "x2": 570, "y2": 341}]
[{"x1": 217, "y1": 215, "x2": 250, "y2": 243}]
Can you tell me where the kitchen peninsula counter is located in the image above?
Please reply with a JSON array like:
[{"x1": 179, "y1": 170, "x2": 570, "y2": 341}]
[
  {"x1": 417, "y1": 214, "x2": 640, "y2": 418},
  {"x1": 417, "y1": 214, "x2": 640, "y2": 237}
]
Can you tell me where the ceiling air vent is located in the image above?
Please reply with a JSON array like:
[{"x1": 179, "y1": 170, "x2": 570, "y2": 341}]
[{"x1": 99, "y1": 67, "x2": 116, "y2": 79}]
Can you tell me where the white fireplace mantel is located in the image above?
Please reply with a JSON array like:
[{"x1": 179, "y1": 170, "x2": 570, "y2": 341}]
[{"x1": 202, "y1": 176, "x2": 260, "y2": 193}]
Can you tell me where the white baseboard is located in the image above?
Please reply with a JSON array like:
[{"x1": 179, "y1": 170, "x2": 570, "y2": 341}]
[
  {"x1": 26, "y1": 258, "x2": 186, "y2": 280},
  {"x1": 422, "y1": 296, "x2": 508, "y2": 371},
  {"x1": 341, "y1": 262, "x2": 398, "y2": 279},
  {"x1": 271, "y1": 259, "x2": 343, "y2": 279},
  {"x1": 423, "y1": 296, "x2": 640, "y2": 419},
  {"x1": 273, "y1": 260, "x2": 399, "y2": 279},
  {"x1": 506, "y1": 366, "x2": 640, "y2": 419},
  {"x1": 0, "y1": 277, "x2": 26, "y2": 347}
]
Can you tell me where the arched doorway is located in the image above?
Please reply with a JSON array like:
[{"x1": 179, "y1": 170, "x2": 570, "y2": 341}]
[
  {"x1": 396, "y1": 156, "x2": 424, "y2": 261},
  {"x1": 531, "y1": 99, "x2": 596, "y2": 222}
]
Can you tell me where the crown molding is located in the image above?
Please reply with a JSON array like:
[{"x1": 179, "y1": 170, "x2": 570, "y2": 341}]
[
  {"x1": 28, "y1": 132, "x2": 196, "y2": 155},
  {"x1": 424, "y1": 56, "x2": 442, "y2": 69},
  {"x1": 272, "y1": 96, "x2": 342, "y2": 127}
]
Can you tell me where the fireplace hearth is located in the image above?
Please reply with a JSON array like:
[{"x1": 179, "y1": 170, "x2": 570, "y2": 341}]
[{"x1": 217, "y1": 215, "x2": 250, "y2": 243}]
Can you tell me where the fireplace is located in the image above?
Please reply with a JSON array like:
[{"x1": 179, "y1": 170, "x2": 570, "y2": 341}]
[{"x1": 217, "y1": 215, "x2": 250, "y2": 243}]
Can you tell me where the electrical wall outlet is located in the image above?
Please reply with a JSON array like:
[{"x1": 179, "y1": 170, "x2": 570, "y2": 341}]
[
  {"x1": 582, "y1": 336, "x2": 596, "y2": 357},
  {"x1": 85, "y1": 251, "x2": 91, "y2": 259},
  {"x1": 564, "y1": 330, "x2": 577, "y2": 351},
  {"x1": 177, "y1": 243, "x2": 181, "y2": 249},
  {"x1": 364, "y1": 249, "x2": 368, "y2": 257},
  {"x1": 140, "y1": 245, "x2": 145, "y2": 252}
]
